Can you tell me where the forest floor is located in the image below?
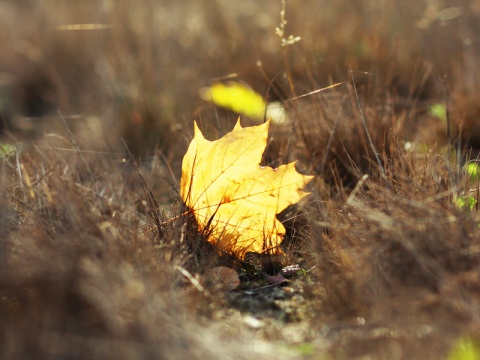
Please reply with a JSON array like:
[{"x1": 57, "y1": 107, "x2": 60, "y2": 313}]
[{"x1": 2, "y1": 1, "x2": 480, "y2": 359}]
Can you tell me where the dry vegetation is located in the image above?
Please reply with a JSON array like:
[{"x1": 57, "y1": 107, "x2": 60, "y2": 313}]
[{"x1": 2, "y1": 0, "x2": 480, "y2": 359}]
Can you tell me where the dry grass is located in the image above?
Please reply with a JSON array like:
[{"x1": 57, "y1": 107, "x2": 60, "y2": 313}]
[{"x1": 2, "y1": 1, "x2": 480, "y2": 359}]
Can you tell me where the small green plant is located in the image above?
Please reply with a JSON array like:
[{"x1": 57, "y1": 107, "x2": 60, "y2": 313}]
[
  {"x1": 0, "y1": 142, "x2": 15, "y2": 159},
  {"x1": 429, "y1": 103, "x2": 447, "y2": 122},
  {"x1": 464, "y1": 162, "x2": 480, "y2": 183},
  {"x1": 454, "y1": 195, "x2": 477, "y2": 211}
]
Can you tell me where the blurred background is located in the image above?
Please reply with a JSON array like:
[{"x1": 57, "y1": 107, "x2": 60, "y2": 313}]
[{"x1": 1, "y1": 0, "x2": 479, "y2": 162}]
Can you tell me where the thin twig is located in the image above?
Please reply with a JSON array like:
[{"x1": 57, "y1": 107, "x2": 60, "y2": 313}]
[
  {"x1": 319, "y1": 95, "x2": 345, "y2": 174},
  {"x1": 283, "y1": 82, "x2": 345, "y2": 103},
  {"x1": 175, "y1": 266, "x2": 206, "y2": 293},
  {"x1": 349, "y1": 65, "x2": 388, "y2": 186},
  {"x1": 58, "y1": 111, "x2": 92, "y2": 177},
  {"x1": 17, "y1": 142, "x2": 126, "y2": 156},
  {"x1": 346, "y1": 174, "x2": 369, "y2": 205},
  {"x1": 156, "y1": 152, "x2": 179, "y2": 196},
  {"x1": 15, "y1": 148, "x2": 24, "y2": 187}
]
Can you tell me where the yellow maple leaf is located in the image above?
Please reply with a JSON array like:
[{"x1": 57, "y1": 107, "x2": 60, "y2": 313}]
[{"x1": 180, "y1": 119, "x2": 313, "y2": 259}]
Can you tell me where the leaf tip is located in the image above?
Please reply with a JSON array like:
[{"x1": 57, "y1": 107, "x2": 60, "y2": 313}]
[
  {"x1": 193, "y1": 120, "x2": 205, "y2": 139},
  {"x1": 233, "y1": 117, "x2": 243, "y2": 131}
]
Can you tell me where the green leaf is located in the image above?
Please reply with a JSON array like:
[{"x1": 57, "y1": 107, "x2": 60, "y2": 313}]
[
  {"x1": 0, "y1": 142, "x2": 15, "y2": 158},
  {"x1": 464, "y1": 163, "x2": 480, "y2": 183},
  {"x1": 429, "y1": 103, "x2": 447, "y2": 122}
]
